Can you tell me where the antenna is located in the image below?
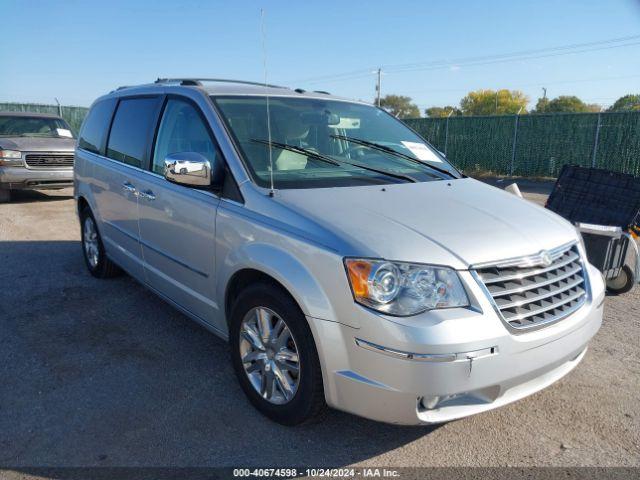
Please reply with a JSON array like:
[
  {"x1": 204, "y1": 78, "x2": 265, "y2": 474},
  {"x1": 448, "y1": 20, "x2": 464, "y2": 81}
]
[{"x1": 260, "y1": 9, "x2": 275, "y2": 197}]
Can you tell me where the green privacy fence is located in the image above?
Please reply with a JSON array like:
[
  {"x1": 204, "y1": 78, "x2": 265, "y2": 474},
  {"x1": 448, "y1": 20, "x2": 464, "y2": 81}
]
[
  {"x1": 0, "y1": 102, "x2": 89, "y2": 134},
  {"x1": 404, "y1": 111, "x2": 640, "y2": 178}
]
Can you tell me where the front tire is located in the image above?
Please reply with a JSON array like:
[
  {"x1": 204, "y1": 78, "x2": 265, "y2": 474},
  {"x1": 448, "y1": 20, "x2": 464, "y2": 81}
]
[
  {"x1": 229, "y1": 283, "x2": 326, "y2": 425},
  {"x1": 606, "y1": 265, "x2": 635, "y2": 295},
  {"x1": 80, "y1": 206, "x2": 121, "y2": 278}
]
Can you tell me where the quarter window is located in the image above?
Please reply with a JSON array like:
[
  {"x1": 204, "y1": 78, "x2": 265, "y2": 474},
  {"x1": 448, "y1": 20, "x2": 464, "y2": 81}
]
[
  {"x1": 152, "y1": 99, "x2": 219, "y2": 175},
  {"x1": 107, "y1": 97, "x2": 161, "y2": 168}
]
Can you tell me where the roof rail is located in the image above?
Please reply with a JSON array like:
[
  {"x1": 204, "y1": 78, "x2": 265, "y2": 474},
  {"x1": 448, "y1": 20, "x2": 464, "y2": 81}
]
[{"x1": 154, "y1": 78, "x2": 288, "y2": 89}]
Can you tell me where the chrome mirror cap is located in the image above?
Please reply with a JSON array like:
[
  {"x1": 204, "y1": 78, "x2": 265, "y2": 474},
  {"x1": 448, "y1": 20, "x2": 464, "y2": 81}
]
[{"x1": 164, "y1": 152, "x2": 211, "y2": 187}]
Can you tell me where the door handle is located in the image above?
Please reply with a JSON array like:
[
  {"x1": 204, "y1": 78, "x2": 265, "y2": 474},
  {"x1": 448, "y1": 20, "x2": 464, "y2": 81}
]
[
  {"x1": 139, "y1": 189, "x2": 156, "y2": 201},
  {"x1": 122, "y1": 182, "x2": 136, "y2": 194}
]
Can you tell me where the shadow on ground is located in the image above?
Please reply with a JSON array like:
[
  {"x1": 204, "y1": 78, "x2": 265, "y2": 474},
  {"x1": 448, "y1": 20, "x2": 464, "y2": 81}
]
[
  {"x1": 4, "y1": 189, "x2": 73, "y2": 205},
  {"x1": 0, "y1": 241, "x2": 433, "y2": 470}
]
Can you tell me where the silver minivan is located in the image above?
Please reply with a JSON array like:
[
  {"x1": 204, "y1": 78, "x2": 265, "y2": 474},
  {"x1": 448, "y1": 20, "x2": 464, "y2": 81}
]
[{"x1": 74, "y1": 78, "x2": 604, "y2": 425}]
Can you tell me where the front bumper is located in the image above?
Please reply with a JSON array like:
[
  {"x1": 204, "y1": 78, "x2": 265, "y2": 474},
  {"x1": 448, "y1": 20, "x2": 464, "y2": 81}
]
[
  {"x1": 0, "y1": 166, "x2": 73, "y2": 190},
  {"x1": 307, "y1": 264, "x2": 605, "y2": 425}
]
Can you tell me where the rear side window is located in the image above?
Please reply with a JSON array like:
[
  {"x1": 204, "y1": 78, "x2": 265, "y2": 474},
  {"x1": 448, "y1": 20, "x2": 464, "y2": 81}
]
[
  {"x1": 107, "y1": 97, "x2": 161, "y2": 168},
  {"x1": 78, "y1": 98, "x2": 116, "y2": 155}
]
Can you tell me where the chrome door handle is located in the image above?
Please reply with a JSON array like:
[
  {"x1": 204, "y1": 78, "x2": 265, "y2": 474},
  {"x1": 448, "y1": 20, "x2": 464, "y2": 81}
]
[
  {"x1": 139, "y1": 189, "x2": 156, "y2": 201},
  {"x1": 122, "y1": 182, "x2": 136, "y2": 194}
]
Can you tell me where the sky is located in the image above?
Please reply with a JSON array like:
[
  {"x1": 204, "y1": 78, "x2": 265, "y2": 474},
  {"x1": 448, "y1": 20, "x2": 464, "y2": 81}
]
[{"x1": 2, "y1": 0, "x2": 640, "y2": 112}]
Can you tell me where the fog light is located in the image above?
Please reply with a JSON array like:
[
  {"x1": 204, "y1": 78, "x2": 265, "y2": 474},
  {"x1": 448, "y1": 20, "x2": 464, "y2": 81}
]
[{"x1": 419, "y1": 393, "x2": 465, "y2": 410}]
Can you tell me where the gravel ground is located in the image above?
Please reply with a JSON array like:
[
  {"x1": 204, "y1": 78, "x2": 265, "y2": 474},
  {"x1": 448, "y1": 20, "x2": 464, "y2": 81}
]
[{"x1": 0, "y1": 184, "x2": 638, "y2": 474}]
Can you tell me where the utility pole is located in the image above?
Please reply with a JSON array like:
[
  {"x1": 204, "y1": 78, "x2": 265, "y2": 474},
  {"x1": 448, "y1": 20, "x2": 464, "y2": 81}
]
[
  {"x1": 542, "y1": 87, "x2": 547, "y2": 100},
  {"x1": 376, "y1": 68, "x2": 382, "y2": 107},
  {"x1": 495, "y1": 91, "x2": 499, "y2": 114},
  {"x1": 54, "y1": 97, "x2": 62, "y2": 117}
]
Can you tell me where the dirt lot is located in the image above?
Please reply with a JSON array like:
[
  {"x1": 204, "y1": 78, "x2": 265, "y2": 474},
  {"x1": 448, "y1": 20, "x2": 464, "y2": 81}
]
[{"x1": 0, "y1": 184, "x2": 638, "y2": 472}]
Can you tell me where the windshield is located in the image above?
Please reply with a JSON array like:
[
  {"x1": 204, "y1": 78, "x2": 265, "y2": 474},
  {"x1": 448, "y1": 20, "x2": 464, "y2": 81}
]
[
  {"x1": 0, "y1": 116, "x2": 74, "y2": 138},
  {"x1": 212, "y1": 96, "x2": 459, "y2": 189}
]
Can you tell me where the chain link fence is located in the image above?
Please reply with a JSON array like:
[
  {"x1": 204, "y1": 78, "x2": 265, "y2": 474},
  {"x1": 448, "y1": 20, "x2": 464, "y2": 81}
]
[
  {"x1": 0, "y1": 102, "x2": 89, "y2": 134},
  {"x1": 2, "y1": 103, "x2": 639, "y2": 178},
  {"x1": 405, "y1": 111, "x2": 640, "y2": 178}
]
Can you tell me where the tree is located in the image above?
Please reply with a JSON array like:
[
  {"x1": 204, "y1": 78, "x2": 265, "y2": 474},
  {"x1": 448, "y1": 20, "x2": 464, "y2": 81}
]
[
  {"x1": 378, "y1": 95, "x2": 420, "y2": 118},
  {"x1": 424, "y1": 106, "x2": 461, "y2": 118},
  {"x1": 459, "y1": 89, "x2": 528, "y2": 116},
  {"x1": 539, "y1": 95, "x2": 600, "y2": 113},
  {"x1": 607, "y1": 94, "x2": 640, "y2": 112},
  {"x1": 532, "y1": 96, "x2": 550, "y2": 113}
]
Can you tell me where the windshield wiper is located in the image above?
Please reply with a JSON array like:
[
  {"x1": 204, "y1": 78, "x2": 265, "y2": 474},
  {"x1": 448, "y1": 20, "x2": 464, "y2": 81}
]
[
  {"x1": 250, "y1": 139, "x2": 417, "y2": 183},
  {"x1": 331, "y1": 134, "x2": 456, "y2": 179}
]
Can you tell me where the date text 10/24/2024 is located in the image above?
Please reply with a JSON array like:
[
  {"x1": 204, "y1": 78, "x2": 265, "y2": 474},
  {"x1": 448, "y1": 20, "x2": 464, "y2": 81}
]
[{"x1": 233, "y1": 468, "x2": 401, "y2": 478}]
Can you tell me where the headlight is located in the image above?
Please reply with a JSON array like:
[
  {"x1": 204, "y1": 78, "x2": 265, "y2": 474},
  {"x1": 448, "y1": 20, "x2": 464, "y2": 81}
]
[
  {"x1": 345, "y1": 258, "x2": 469, "y2": 316},
  {"x1": 0, "y1": 149, "x2": 23, "y2": 166}
]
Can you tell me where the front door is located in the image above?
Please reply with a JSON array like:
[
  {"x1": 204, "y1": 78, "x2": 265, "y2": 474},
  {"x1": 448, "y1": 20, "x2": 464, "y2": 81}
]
[{"x1": 137, "y1": 97, "x2": 221, "y2": 323}]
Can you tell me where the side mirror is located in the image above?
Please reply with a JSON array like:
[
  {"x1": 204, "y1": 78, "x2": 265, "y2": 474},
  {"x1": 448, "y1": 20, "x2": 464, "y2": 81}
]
[{"x1": 163, "y1": 152, "x2": 221, "y2": 188}]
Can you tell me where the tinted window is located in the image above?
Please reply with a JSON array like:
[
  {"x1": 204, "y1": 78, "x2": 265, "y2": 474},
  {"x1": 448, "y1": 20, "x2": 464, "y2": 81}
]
[
  {"x1": 78, "y1": 99, "x2": 116, "y2": 154},
  {"x1": 152, "y1": 99, "x2": 219, "y2": 175},
  {"x1": 107, "y1": 97, "x2": 161, "y2": 168}
]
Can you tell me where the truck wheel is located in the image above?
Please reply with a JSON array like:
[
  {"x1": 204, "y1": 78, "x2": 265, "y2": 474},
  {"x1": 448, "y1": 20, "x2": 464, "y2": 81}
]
[
  {"x1": 80, "y1": 206, "x2": 122, "y2": 278},
  {"x1": 0, "y1": 189, "x2": 10, "y2": 203},
  {"x1": 229, "y1": 282, "x2": 326, "y2": 425},
  {"x1": 606, "y1": 265, "x2": 635, "y2": 295}
]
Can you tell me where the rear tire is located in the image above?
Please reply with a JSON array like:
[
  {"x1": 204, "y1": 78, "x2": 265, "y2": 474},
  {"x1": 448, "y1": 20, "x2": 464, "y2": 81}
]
[
  {"x1": 606, "y1": 265, "x2": 634, "y2": 295},
  {"x1": 229, "y1": 282, "x2": 326, "y2": 426},
  {"x1": 80, "y1": 206, "x2": 121, "y2": 278},
  {"x1": 0, "y1": 189, "x2": 11, "y2": 203}
]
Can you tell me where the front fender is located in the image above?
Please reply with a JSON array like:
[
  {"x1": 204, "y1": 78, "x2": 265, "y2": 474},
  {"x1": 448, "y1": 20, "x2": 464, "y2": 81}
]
[{"x1": 219, "y1": 242, "x2": 346, "y2": 325}]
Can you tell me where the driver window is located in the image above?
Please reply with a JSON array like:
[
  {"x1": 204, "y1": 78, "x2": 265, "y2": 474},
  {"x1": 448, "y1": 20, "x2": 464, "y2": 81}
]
[{"x1": 152, "y1": 99, "x2": 218, "y2": 175}]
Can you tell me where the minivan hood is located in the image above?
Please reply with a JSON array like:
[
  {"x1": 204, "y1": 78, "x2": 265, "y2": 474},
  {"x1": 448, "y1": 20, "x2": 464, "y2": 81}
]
[
  {"x1": 276, "y1": 178, "x2": 577, "y2": 269},
  {"x1": 0, "y1": 136, "x2": 76, "y2": 152}
]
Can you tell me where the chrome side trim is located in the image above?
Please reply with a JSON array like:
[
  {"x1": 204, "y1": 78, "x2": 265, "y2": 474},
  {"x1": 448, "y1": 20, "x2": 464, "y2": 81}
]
[
  {"x1": 354, "y1": 338, "x2": 497, "y2": 363},
  {"x1": 140, "y1": 238, "x2": 209, "y2": 278},
  {"x1": 104, "y1": 220, "x2": 209, "y2": 278},
  {"x1": 104, "y1": 220, "x2": 139, "y2": 242}
]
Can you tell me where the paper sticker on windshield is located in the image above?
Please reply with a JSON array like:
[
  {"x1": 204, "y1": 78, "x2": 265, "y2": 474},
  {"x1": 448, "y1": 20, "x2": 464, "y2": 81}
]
[
  {"x1": 335, "y1": 117, "x2": 361, "y2": 129},
  {"x1": 56, "y1": 128, "x2": 73, "y2": 138},
  {"x1": 401, "y1": 141, "x2": 442, "y2": 162}
]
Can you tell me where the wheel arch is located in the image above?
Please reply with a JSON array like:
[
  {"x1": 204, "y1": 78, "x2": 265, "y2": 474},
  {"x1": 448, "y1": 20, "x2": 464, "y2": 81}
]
[{"x1": 221, "y1": 244, "x2": 339, "y2": 328}]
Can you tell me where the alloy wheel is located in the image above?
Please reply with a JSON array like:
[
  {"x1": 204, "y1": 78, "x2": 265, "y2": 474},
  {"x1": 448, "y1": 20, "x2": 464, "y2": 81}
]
[
  {"x1": 83, "y1": 216, "x2": 100, "y2": 269},
  {"x1": 239, "y1": 306, "x2": 300, "y2": 404}
]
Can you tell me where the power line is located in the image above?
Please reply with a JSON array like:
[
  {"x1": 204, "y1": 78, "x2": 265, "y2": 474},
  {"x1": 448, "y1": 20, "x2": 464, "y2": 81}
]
[
  {"x1": 383, "y1": 34, "x2": 640, "y2": 72},
  {"x1": 399, "y1": 73, "x2": 640, "y2": 95},
  {"x1": 283, "y1": 34, "x2": 640, "y2": 85},
  {"x1": 386, "y1": 41, "x2": 640, "y2": 74}
]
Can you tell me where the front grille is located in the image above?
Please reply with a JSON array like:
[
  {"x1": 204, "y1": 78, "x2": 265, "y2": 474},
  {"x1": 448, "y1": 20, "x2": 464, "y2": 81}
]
[
  {"x1": 25, "y1": 153, "x2": 74, "y2": 168},
  {"x1": 474, "y1": 243, "x2": 588, "y2": 331}
]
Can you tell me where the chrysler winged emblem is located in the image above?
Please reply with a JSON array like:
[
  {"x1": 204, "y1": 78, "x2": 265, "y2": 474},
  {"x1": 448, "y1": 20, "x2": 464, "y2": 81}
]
[{"x1": 539, "y1": 251, "x2": 553, "y2": 267}]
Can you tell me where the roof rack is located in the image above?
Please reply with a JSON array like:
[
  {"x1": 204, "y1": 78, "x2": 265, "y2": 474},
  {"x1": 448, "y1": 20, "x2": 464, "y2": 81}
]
[{"x1": 154, "y1": 78, "x2": 288, "y2": 89}]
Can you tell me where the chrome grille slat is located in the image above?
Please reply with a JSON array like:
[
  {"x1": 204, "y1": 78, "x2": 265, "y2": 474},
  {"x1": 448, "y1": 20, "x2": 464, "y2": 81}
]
[
  {"x1": 474, "y1": 244, "x2": 588, "y2": 331},
  {"x1": 487, "y1": 265, "x2": 583, "y2": 297},
  {"x1": 496, "y1": 276, "x2": 586, "y2": 309},
  {"x1": 480, "y1": 251, "x2": 579, "y2": 284},
  {"x1": 25, "y1": 153, "x2": 74, "y2": 168},
  {"x1": 501, "y1": 288, "x2": 586, "y2": 322}
]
